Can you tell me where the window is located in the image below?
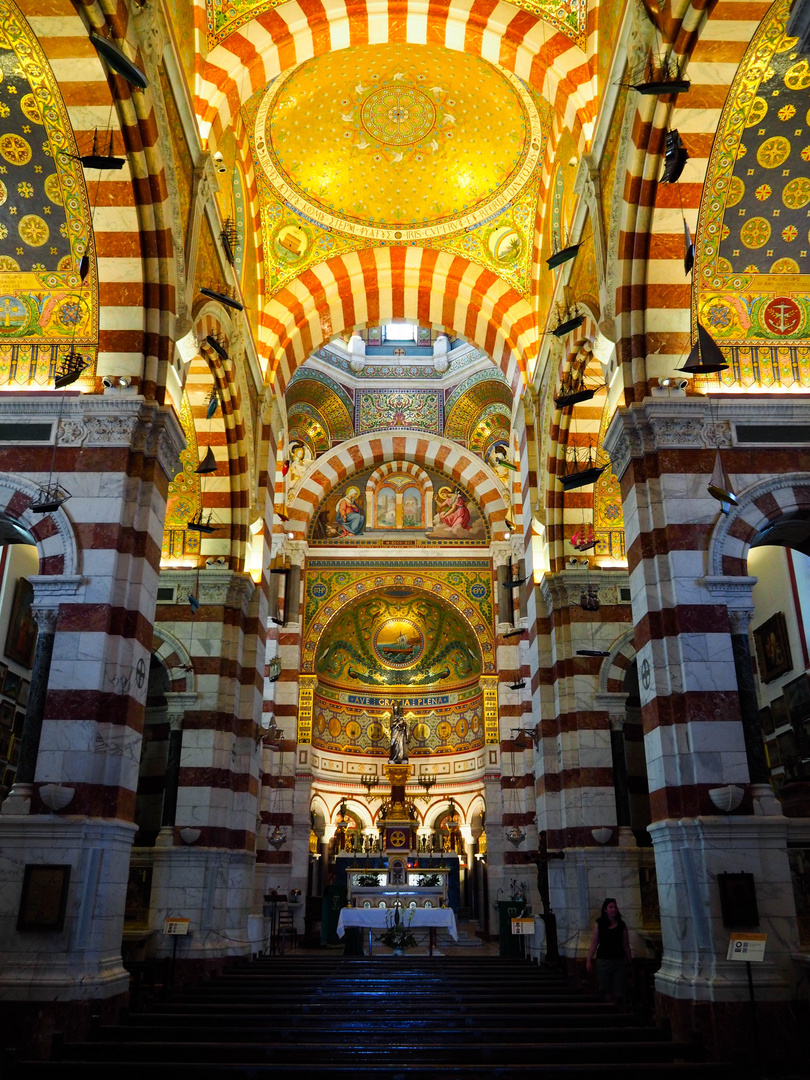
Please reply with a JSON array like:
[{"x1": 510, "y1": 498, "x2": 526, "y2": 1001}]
[{"x1": 383, "y1": 323, "x2": 416, "y2": 342}]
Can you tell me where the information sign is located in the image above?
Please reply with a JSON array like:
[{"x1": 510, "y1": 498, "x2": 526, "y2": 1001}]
[
  {"x1": 511, "y1": 918, "x2": 535, "y2": 936},
  {"x1": 727, "y1": 932, "x2": 766, "y2": 962},
  {"x1": 164, "y1": 917, "x2": 190, "y2": 936}
]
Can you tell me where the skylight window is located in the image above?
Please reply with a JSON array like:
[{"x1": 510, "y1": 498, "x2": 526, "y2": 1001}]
[{"x1": 383, "y1": 323, "x2": 417, "y2": 342}]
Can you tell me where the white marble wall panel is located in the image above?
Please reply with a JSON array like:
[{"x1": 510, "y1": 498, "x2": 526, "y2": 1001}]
[
  {"x1": 0, "y1": 818, "x2": 136, "y2": 1000},
  {"x1": 650, "y1": 818, "x2": 797, "y2": 1001},
  {"x1": 150, "y1": 848, "x2": 256, "y2": 960}
]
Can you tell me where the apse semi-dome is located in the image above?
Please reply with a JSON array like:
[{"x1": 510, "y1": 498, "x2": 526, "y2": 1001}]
[
  {"x1": 253, "y1": 44, "x2": 544, "y2": 242},
  {"x1": 311, "y1": 586, "x2": 485, "y2": 758},
  {"x1": 314, "y1": 586, "x2": 482, "y2": 690}
]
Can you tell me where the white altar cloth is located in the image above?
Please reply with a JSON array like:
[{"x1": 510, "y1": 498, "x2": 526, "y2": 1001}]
[{"x1": 337, "y1": 907, "x2": 458, "y2": 940}]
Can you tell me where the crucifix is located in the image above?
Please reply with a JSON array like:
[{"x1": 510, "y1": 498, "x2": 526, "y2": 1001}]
[{"x1": 528, "y1": 830, "x2": 565, "y2": 964}]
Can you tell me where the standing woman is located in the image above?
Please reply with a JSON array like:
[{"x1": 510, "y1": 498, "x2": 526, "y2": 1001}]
[{"x1": 586, "y1": 898, "x2": 632, "y2": 1006}]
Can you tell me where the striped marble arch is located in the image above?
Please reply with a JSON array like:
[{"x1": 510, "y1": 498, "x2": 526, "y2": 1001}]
[
  {"x1": 285, "y1": 432, "x2": 512, "y2": 539},
  {"x1": 262, "y1": 246, "x2": 538, "y2": 395},
  {"x1": 195, "y1": 0, "x2": 596, "y2": 147}
]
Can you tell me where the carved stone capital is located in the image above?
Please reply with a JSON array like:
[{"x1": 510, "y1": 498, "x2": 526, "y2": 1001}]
[
  {"x1": 728, "y1": 608, "x2": 756, "y2": 635},
  {"x1": 31, "y1": 605, "x2": 59, "y2": 634},
  {"x1": 490, "y1": 541, "x2": 513, "y2": 569}
]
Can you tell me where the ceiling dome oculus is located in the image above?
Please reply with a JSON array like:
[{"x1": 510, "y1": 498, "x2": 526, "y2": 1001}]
[{"x1": 253, "y1": 44, "x2": 543, "y2": 241}]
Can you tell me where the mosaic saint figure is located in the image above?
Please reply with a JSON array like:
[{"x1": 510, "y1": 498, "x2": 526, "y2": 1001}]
[
  {"x1": 436, "y1": 488, "x2": 471, "y2": 531},
  {"x1": 336, "y1": 486, "x2": 366, "y2": 536},
  {"x1": 288, "y1": 442, "x2": 312, "y2": 490}
]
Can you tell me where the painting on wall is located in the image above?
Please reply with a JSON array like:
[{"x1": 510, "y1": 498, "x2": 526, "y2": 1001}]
[
  {"x1": 753, "y1": 611, "x2": 793, "y2": 684},
  {"x1": 310, "y1": 463, "x2": 488, "y2": 546},
  {"x1": 784, "y1": 674, "x2": 810, "y2": 724},
  {"x1": 4, "y1": 578, "x2": 37, "y2": 668}
]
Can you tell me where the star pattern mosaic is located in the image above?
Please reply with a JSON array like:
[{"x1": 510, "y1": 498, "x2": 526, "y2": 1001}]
[
  {"x1": 0, "y1": 0, "x2": 95, "y2": 368},
  {"x1": 696, "y1": 0, "x2": 810, "y2": 392}
]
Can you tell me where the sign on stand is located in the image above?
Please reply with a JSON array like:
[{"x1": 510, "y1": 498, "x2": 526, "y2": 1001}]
[
  {"x1": 726, "y1": 932, "x2": 767, "y2": 962},
  {"x1": 511, "y1": 918, "x2": 535, "y2": 935},
  {"x1": 164, "y1": 916, "x2": 190, "y2": 936}
]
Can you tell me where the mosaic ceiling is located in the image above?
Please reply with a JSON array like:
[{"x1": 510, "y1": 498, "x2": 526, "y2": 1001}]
[
  {"x1": 252, "y1": 45, "x2": 542, "y2": 242},
  {"x1": 205, "y1": 0, "x2": 588, "y2": 51},
  {"x1": 696, "y1": 0, "x2": 810, "y2": 389},
  {"x1": 0, "y1": 0, "x2": 96, "y2": 386}
]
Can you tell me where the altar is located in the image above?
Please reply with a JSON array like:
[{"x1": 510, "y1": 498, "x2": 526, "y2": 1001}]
[{"x1": 337, "y1": 906, "x2": 458, "y2": 956}]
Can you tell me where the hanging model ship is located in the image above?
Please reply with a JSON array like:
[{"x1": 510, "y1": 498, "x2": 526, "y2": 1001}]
[
  {"x1": 569, "y1": 524, "x2": 596, "y2": 552},
  {"x1": 559, "y1": 446, "x2": 608, "y2": 491}
]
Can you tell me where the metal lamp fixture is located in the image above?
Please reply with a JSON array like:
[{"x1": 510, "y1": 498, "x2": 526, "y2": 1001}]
[
  {"x1": 267, "y1": 824, "x2": 287, "y2": 851},
  {"x1": 505, "y1": 823, "x2": 526, "y2": 848}
]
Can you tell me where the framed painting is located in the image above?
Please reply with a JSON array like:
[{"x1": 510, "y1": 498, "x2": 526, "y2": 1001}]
[
  {"x1": 0, "y1": 699, "x2": 13, "y2": 728},
  {"x1": 1, "y1": 669, "x2": 21, "y2": 700},
  {"x1": 753, "y1": 612, "x2": 792, "y2": 684},
  {"x1": 17, "y1": 864, "x2": 71, "y2": 931},
  {"x1": 771, "y1": 696, "x2": 790, "y2": 729},
  {"x1": 784, "y1": 673, "x2": 810, "y2": 724},
  {"x1": 4, "y1": 578, "x2": 37, "y2": 668},
  {"x1": 759, "y1": 705, "x2": 775, "y2": 737}
]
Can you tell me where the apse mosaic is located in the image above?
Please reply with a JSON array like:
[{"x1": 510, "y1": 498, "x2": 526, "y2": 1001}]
[
  {"x1": 206, "y1": 0, "x2": 587, "y2": 51},
  {"x1": 251, "y1": 45, "x2": 544, "y2": 243},
  {"x1": 0, "y1": 0, "x2": 97, "y2": 384},
  {"x1": 311, "y1": 688, "x2": 484, "y2": 758},
  {"x1": 313, "y1": 588, "x2": 481, "y2": 690},
  {"x1": 162, "y1": 390, "x2": 202, "y2": 560},
  {"x1": 308, "y1": 463, "x2": 489, "y2": 547},
  {"x1": 695, "y1": 0, "x2": 810, "y2": 388},
  {"x1": 302, "y1": 563, "x2": 495, "y2": 676},
  {"x1": 355, "y1": 389, "x2": 441, "y2": 436}
]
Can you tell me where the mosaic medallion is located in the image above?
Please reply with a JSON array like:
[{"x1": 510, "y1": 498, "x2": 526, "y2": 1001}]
[
  {"x1": 360, "y1": 86, "x2": 436, "y2": 146},
  {"x1": 373, "y1": 618, "x2": 425, "y2": 668}
]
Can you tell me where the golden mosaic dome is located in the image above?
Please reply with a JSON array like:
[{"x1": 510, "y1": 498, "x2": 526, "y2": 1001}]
[{"x1": 253, "y1": 44, "x2": 543, "y2": 242}]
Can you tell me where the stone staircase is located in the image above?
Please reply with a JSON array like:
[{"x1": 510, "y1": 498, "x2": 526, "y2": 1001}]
[{"x1": 10, "y1": 954, "x2": 738, "y2": 1079}]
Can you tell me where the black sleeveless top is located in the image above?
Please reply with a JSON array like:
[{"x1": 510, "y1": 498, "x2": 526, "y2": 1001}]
[{"x1": 595, "y1": 921, "x2": 625, "y2": 960}]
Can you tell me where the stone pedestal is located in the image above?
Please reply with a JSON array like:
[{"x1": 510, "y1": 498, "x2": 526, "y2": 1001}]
[{"x1": 0, "y1": 817, "x2": 136, "y2": 1000}]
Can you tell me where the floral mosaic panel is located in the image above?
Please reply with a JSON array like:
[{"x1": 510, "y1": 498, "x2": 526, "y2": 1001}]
[
  {"x1": 355, "y1": 388, "x2": 441, "y2": 436},
  {"x1": 162, "y1": 390, "x2": 202, "y2": 561},
  {"x1": 695, "y1": 0, "x2": 810, "y2": 388},
  {"x1": 311, "y1": 689, "x2": 484, "y2": 757}
]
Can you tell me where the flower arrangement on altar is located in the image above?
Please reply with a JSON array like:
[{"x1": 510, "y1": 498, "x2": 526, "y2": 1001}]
[{"x1": 378, "y1": 905, "x2": 417, "y2": 954}]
